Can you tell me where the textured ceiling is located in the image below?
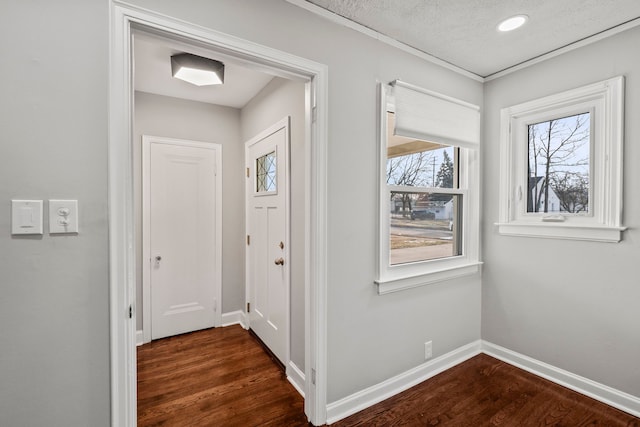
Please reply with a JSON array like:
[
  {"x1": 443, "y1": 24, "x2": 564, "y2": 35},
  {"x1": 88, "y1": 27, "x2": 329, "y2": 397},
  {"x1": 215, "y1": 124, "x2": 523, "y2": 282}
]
[
  {"x1": 133, "y1": 2, "x2": 640, "y2": 104},
  {"x1": 305, "y1": 0, "x2": 640, "y2": 77}
]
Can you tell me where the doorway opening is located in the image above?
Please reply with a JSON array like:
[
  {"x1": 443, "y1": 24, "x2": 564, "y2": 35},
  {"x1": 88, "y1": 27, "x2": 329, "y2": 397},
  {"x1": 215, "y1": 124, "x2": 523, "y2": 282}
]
[
  {"x1": 109, "y1": 4, "x2": 328, "y2": 426},
  {"x1": 133, "y1": 26, "x2": 303, "y2": 421}
]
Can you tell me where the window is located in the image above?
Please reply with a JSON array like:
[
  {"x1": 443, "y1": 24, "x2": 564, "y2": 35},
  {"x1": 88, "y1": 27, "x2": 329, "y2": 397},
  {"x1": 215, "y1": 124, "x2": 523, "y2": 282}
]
[
  {"x1": 527, "y1": 112, "x2": 590, "y2": 214},
  {"x1": 256, "y1": 151, "x2": 277, "y2": 193},
  {"x1": 497, "y1": 76, "x2": 625, "y2": 242},
  {"x1": 376, "y1": 81, "x2": 481, "y2": 294},
  {"x1": 387, "y1": 120, "x2": 462, "y2": 265}
]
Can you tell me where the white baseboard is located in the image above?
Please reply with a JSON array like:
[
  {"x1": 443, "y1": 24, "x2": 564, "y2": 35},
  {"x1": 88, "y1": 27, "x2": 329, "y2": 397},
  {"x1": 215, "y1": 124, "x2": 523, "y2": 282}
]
[
  {"x1": 287, "y1": 361, "x2": 306, "y2": 398},
  {"x1": 482, "y1": 341, "x2": 640, "y2": 418},
  {"x1": 136, "y1": 330, "x2": 144, "y2": 346},
  {"x1": 221, "y1": 310, "x2": 248, "y2": 328},
  {"x1": 325, "y1": 340, "x2": 482, "y2": 424}
]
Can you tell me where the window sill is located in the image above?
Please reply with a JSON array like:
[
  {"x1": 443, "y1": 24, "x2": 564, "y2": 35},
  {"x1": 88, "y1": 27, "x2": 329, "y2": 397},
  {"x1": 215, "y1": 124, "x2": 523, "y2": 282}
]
[
  {"x1": 496, "y1": 222, "x2": 627, "y2": 243},
  {"x1": 375, "y1": 262, "x2": 482, "y2": 295}
]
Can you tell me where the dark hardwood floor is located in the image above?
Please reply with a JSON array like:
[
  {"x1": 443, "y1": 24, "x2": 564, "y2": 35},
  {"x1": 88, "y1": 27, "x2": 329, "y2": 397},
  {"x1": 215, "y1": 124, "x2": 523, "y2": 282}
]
[
  {"x1": 137, "y1": 325, "x2": 308, "y2": 426},
  {"x1": 333, "y1": 353, "x2": 640, "y2": 427},
  {"x1": 138, "y1": 326, "x2": 640, "y2": 426}
]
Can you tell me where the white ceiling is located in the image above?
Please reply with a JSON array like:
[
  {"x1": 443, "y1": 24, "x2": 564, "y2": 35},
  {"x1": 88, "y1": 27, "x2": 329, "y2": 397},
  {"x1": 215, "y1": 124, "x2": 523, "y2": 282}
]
[
  {"x1": 134, "y1": 2, "x2": 640, "y2": 104},
  {"x1": 134, "y1": 33, "x2": 274, "y2": 108},
  {"x1": 304, "y1": 0, "x2": 640, "y2": 78}
]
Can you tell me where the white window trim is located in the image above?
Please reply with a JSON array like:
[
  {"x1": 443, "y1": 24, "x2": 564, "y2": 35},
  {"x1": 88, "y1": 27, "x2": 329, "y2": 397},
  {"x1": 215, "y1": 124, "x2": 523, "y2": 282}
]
[
  {"x1": 497, "y1": 76, "x2": 626, "y2": 242},
  {"x1": 375, "y1": 84, "x2": 481, "y2": 295}
]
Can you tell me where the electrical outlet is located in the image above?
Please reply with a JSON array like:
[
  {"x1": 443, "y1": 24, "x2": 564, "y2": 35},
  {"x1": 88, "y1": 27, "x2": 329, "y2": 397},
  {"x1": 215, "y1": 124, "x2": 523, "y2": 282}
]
[{"x1": 424, "y1": 341, "x2": 433, "y2": 360}]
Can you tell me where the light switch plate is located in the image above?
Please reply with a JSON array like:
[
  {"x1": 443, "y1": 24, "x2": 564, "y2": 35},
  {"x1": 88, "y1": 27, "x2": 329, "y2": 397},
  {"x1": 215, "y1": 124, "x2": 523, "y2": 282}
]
[
  {"x1": 49, "y1": 199, "x2": 79, "y2": 234},
  {"x1": 11, "y1": 200, "x2": 44, "y2": 235}
]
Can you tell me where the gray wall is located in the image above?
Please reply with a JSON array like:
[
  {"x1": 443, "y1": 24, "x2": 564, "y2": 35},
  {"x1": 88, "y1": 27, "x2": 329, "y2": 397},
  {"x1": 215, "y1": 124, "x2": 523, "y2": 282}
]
[
  {"x1": 0, "y1": 2, "x2": 111, "y2": 426},
  {"x1": 11, "y1": 1, "x2": 637, "y2": 426},
  {"x1": 482, "y1": 26, "x2": 640, "y2": 397},
  {"x1": 125, "y1": 0, "x2": 484, "y2": 403},
  {"x1": 241, "y1": 77, "x2": 307, "y2": 372},
  {"x1": 133, "y1": 92, "x2": 244, "y2": 329},
  {"x1": 0, "y1": 3, "x2": 483, "y2": 423}
]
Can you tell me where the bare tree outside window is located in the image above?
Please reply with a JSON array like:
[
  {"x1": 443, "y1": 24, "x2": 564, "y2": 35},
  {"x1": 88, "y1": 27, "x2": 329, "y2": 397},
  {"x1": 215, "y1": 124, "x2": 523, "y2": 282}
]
[
  {"x1": 387, "y1": 150, "x2": 435, "y2": 215},
  {"x1": 527, "y1": 112, "x2": 590, "y2": 213}
]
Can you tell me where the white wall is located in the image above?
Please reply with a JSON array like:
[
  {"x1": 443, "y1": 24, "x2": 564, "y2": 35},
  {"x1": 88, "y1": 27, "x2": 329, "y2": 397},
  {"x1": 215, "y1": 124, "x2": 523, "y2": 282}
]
[
  {"x1": 0, "y1": 2, "x2": 110, "y2": 426},
  {"x1": 134, "y1": 92, "x2": 245, "y2": 325},
  {"x1": 241, "y1": 77, "x2": 307, "y2": 372},
  {"x1": 482, "y1": 26, "x2": 640, "y2": 397},
  {"x1": 125, "y1": 0, "x2": 483, "y2": 403}
]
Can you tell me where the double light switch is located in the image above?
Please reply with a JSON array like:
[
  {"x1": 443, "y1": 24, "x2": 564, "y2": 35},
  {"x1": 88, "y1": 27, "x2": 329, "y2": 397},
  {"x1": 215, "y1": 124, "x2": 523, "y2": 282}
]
[{"x1": 49, "y1": 200, "x2": 78, "y2": 234}]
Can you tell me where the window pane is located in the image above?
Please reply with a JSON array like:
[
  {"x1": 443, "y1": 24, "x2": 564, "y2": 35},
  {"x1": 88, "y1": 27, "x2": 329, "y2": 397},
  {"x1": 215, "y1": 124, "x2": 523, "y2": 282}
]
[
  {"x1": 390, "y1": 192, "x2": 462, "y2": 265},
  {"x1": 256, "y1": 151, "x2": 276, "y2": 192},
  {"x1": 387, "y1": 146, "x2": 455, "y2": 188},
  {"x1": 527, "y1": 112, "x2": 590, "y2": 213},
  {"x1": 387, "y1": 112, "x2": 456, "y2": 188}
]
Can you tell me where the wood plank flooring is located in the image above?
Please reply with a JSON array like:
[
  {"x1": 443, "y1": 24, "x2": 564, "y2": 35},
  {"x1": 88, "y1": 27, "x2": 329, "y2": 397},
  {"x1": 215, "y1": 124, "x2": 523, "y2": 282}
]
[
  {"x1": 137, "y1": 325, "x2": 308, "y2": 426},
  {"x1": 138, "y1": 326, "x2": 640, "y2": 426},
  {"x1": 333, "y1": 353, "x2": 640, "y2": 427}
]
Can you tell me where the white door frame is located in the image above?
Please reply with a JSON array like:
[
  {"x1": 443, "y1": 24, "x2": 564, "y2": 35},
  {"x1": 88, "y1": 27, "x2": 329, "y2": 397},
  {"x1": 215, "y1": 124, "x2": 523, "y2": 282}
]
[
  {"x1": 108, "y1": 2, "x2": 328, "y2": 426},
  {"x1": 141, "y1": 135, "x2": 223, "y2": 344}
]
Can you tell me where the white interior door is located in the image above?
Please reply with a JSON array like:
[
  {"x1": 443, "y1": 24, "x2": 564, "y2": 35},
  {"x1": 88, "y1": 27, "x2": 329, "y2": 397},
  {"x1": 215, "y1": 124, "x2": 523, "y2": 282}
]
[
  {"x1": 143, "y1": 136, "x2": 222, "y2": 341},
  {"x1": 246, "y1": 118, "x2": 290, "y2": 366}
]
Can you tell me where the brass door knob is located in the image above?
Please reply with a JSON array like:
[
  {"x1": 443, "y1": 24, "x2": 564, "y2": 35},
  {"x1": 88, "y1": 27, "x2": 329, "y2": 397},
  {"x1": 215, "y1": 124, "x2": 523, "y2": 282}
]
[{"x1": 274, "y1": 257, "x2": 285, "y2": 266}]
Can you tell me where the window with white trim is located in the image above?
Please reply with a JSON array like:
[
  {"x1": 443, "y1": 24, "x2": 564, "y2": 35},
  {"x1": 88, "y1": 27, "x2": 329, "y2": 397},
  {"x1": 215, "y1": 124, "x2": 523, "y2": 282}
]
[
  {"x1": 376, "y1": 81, "x2": 481, "y2": 295},
  {"x1": 497, "y1": 76, "x2": 626, "y2": 242}
]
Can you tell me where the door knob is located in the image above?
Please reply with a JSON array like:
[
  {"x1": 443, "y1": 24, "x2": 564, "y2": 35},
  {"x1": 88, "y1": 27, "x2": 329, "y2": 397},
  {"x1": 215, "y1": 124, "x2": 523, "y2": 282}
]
[
  {"x1": 155, "y1": 256, "x2": 162, "y2": 261},
  {"x1": 274, "y1": 257, "x2": 285, "y2": 266}
]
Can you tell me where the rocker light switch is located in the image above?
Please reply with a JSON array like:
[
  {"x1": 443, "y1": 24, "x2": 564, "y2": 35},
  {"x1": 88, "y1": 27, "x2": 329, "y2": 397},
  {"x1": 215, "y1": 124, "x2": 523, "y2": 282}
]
[
  {"x1": 11, "y1": 200, "x2": 44, "y2": 235},
  {"x1": 49, "y1": 199, "x2": 79, "y2": 234}
]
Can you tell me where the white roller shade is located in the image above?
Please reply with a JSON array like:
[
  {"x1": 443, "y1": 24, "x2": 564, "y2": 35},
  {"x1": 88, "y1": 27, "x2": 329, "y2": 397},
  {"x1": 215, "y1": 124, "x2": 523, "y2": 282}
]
[{"x1": 393, "y1": 80, "x2": 480, "y2": 150}]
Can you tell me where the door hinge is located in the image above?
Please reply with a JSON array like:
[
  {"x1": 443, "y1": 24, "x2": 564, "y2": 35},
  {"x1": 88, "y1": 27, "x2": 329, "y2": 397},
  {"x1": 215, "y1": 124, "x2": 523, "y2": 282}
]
[
  {"x1": 312, "y1": 106, "x2": 317, "y2": 123},
  {"x1": 247, "y1": 235, "x2": 250, "y2": 245},
  {"x1": 246, "y1": 167, "x2": 250, "y2": 178},
  {"x1": 312, "y1": 368, "x2": 316, "y2": 385},
  {"x1": 128, "y1": 305, "x2": 133, "y2": 319},
  {"x1": 247, "y1": 302, "x2": 250, "y2": 313}
]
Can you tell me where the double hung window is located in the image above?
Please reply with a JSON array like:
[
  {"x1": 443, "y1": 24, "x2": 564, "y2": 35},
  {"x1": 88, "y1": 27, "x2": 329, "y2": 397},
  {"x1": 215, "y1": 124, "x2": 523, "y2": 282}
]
[{"x1": 376, "y1": 81, "x2": 481, "y2": 294}]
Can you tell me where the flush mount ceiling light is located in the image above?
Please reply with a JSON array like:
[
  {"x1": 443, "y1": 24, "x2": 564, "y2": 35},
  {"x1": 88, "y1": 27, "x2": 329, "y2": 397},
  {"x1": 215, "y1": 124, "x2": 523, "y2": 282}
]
[
  {"x1": 497, "y1": 15, "x2": 528, "y2": 32},
  {"x1": 171, "y1": 53, "x2": 225, "y2": 86}
]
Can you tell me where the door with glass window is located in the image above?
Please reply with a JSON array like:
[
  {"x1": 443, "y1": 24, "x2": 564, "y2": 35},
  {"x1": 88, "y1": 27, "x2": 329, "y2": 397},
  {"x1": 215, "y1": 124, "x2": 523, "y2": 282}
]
[{"x1": 245, "y1": 117, "x2": 290, "y2": 366}]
